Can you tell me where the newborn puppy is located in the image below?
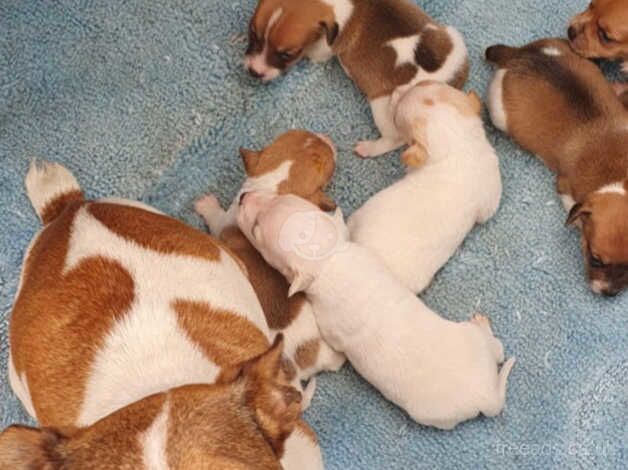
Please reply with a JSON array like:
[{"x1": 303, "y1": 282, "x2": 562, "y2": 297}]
[
  {"x1": 486, "y1": 38, "x2": 628, "y2": 296},
  {"x1": 238, "y1": 193, "x2": 515, "y2": 430},
  {"x1": 568, "y1": 0, "x2": 628, "y2": 73},
  {"x1": 348, "y1": 81, "x2": 501, "y2": 293},
  {"x1": 245, "y1": 0, "x2": 469, "y2": 158}
]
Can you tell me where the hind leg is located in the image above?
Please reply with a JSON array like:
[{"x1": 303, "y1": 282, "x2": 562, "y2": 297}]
[
  {"x1": 471, "y1": 314, "x2": 504, "y2": 363},
  {"x1": 355, "y1": 96, "x2": 404, "y2": 158}
]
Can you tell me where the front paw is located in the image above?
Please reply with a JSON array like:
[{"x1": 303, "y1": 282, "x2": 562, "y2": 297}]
[
  {"x1": 194, "y1": 193, "x2": 222, "y2": 219},
  {"x1": 354, "y1": 141, "x2": 379, "y2": 158}
]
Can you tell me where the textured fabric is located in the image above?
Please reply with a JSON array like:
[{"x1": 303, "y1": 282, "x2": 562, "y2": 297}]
[{"x1": 0, "y1": 1, "x2": 626, "y2": 468}]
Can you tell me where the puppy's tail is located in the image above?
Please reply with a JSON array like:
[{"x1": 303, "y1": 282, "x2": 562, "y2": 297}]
[
  {"x1": 485, "y1": 44, "x2": 518, "y2": 66},
  {"x1": 482, "y1": 357, "x2": 516, "y2": 417},
  {"x1": 25, "y1": 160, "x2": 84, "y2": 225}
]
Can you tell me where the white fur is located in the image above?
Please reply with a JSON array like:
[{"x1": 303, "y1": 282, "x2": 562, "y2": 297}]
[
  {"x1": 140, "y1": 399, "x2": 171, "y2": 470},
  {"x1": 319, "y1": 0, "x2": 354, "y2": 31},
  {"x1": 8, "y1": 354, "x2": 36, "y2": 420},
  {"x1": 25, "y1": 160, "x2": 80, "y2": 222},
  {"x1": 99, "y1": 197, "x2": 165, "y2": 214},
  {"x1": 281, "y1": 427, "x2": 324, "y2": 470},
  {"x1": 355, "y1": 96, "x2": 404, "y2": 158},
  {"x1": 302, "y1": 244, "x2": 514, "y2": 429},
  {"x1": 591, "y1": 279, "x2": 610, "y2": 295},
  {"x1": 62, "y1": 206, "x2": 267, "y2": 426},
  {"x1": 245, "y1": 7, "x2": 284, "y2": 80},
  {"x1": 560, "y1": 193, "x2": 577, "y2": 211},
  {"x1": 488, "y1": 69, "x2": 508, "y2": 132},
  {"x1": 541, "y1": 47, "x2": 562, "y2": 56},
  {"x1": 387, "y1": 35, "x2": 421, "y2": 68},
  {"x1": 349, "y1": 89, "x2": 502, "y2": 293},
  {"x1": 596, "y1": 181, "x2": 626, "y2": 196}
]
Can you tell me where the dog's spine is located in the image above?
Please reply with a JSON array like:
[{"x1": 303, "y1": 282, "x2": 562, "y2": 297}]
[{"x1": 25, "y1": 161, "x2": 84, "y2": 225}]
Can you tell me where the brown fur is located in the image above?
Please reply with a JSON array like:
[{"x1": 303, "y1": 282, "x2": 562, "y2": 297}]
[
  {"x1": 294, "y1": 339, "x2": 320, "y2": 370},
  {"x1": 569, "y1": 0, "x2": 628, "y2": 62},
  {"x1": 486, "y1": 38, "x2": 628, "y2": 295},
  {"x1": 40, "y1": 190, "x2": 84, "y2": 225}
]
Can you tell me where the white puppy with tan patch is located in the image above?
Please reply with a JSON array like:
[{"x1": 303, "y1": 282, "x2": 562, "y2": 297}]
[
  {"x1": 238, "y1": 192, "x2": 515, "y2": 430},
  {"x1": 348, "y1": 81, "x2": 502, "y2": 293}
]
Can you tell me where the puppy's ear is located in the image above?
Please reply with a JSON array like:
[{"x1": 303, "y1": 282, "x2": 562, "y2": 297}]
[
  {"x1": 240, "y1": 148, "x2": 261, "y2": 175},
  {"x1": 288, "y1": 272, "x2": 315, "y2": 297},
  {"x1": 566, "y1": 202, "x2": 591, "y2": 226},
  {"x1": 319, "y1": 21, "x2": 339, "y2": 45},
  {"x1": 467, "y1": 91, "x2": 483, "y2": 114},
  {"x1": 0, "y1": 425, "x2": 66, "y2": 469},
  {"x1": 401, "y1": 143, "x2": 429, "y2": 168}
]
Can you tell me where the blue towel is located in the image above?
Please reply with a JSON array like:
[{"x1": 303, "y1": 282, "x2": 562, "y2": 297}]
[{"x1": 1, "y1": 1, "x2": 626, "y2": 468}]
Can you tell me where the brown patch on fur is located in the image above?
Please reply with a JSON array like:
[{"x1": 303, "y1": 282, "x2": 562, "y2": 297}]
[
  {"x1": 0, "y1": 425, "x2": 67, "y2": 469},
  {"x1": 414, "y1": 27, "x2": 453, "y2": 72},
  {"x1": 40, "y1": 190, "x2": 84, "y2": 225},
  {"x1": 280, "y1": 358, "x2": 298, "y2": 383},
  {"x1": 89, "y1": 203, "x2": 221, "y2": 261},
  {"x1": 569, "y1": 0, "x2": 628, "y2": 61},
  {"x1": 294, "y1": 339, "x2": 320, "y2": 370},
  {"x1": 448, "y1": 57, "x2": 469, "y2": 89},
  {"x1": 401, "y1": 144, "x2": 428, "y2": 168}
]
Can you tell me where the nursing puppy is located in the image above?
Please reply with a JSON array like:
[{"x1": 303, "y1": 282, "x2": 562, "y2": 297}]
[
  {"x1": 195, "y1": 130, "x2": 346, "y2": 388},
  {"x1": 348, "y1": 81, "x2": 501, "y2": 293},
  {"x1": 1, "y1": 162, "x2": 323, "y2": 469},
  {"x1": 245, "y1": 0, "x2": 469, "y2": 158},
  {"x1": 238, "y1": 193, "x2": 515, "y2": 430},
  {"x1": 486, "y1": 38, "x2": 628, "y2": 296},
  {"x1": 568, "y1": 0, "x2": 628, "y2": 74}
]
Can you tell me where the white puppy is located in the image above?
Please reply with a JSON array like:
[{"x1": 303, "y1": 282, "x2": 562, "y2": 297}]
[
  {"x1": 238, "y1": 193, "x2": 515, "y2": 430},
  {"x1": 347, "y1": 81, "x2": 502, "y2": 293}
]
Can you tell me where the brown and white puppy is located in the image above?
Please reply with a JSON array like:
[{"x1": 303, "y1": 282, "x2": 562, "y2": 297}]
[
  {"x1": 568, "y1": 0, "x2": 628, "y2": 73},
  {"x1": 2, "y1": 161, "x2": 323, "y2": 468},
  {"x1": 195, "y1": 130, "x2": 346, "y2": 391},
  {"x1": 245, "y1": 0, "x2": 469, "y2": 158},
  {"x1": 486, "y1": 38, "x2": 628, "y2": 296}
]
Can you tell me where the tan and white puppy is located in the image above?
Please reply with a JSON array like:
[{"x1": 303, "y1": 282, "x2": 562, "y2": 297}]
[
  {"x1": 486, "y1": 38, "x2": 628, "y2": 296},
  {"x1": 238, "y1": 193, "x2": 515, "y2": 430},
  {"x1": 2, "y1": 162, "x2": 323, "y2": 469},
  {"x1": 195, "y1": 130, "x2": 346, "y2": 389},
  {"x1": 348, "y1": 82, "x2": 501, "y2": 293},
  {"x1": 568, "y1": 0, "x2": 628, "y2": 74},
  {"x1": 245, "y1": 0, "x2": 469, "y2": 158}
]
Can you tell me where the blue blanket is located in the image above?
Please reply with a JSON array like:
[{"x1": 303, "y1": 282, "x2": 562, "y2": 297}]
[{"x1": 1, "y1": 1, "x2": 626, "y2": 468}]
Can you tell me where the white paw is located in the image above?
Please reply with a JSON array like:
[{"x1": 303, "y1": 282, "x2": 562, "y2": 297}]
[
  {"x1": 354, "y1": 141, "x2": 377, "y2": 158},
  {"x1": 194, "y1": 194, "x2": 221, "y2": 218}
]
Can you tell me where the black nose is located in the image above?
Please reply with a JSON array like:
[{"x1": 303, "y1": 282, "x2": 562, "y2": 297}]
[
  {"x1": 602, "y1": 289, "x2": 619, "y2": 298},
  {"x1": 239, "y1": 192, "x2": 248, "y2": 206},
  {"x1": 248, "y1": 67, "x2": 263, "y2": 79},
  {"x1": 568, "y1": 26, "x2": 577, "y2": 41}
]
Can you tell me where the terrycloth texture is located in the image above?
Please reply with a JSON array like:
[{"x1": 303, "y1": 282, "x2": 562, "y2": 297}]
[{"x1": 0, "y1": 0, "x2": 626, "y2": 468}]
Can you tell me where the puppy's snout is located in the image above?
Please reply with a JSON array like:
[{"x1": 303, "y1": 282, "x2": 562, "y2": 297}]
[
  {"x1": 248, "y1": 67, "x2": 263, "y2": 79},
  {"x1": 568, "y1": 25, "x2": 577, "y2": 41}
]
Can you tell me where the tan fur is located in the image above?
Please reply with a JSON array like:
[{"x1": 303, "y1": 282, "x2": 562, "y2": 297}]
[
  {"x1": 294, "y1": 339, "x2": 321, "y2": 370},
  {"x1": 40, "y1": 190, "x2": 84, "y2": 225},
  {"x1": 569, "y1": 0, "x2": 628, "y2": 61}
]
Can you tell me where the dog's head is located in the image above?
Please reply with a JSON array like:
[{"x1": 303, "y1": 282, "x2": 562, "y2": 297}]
[
  {"x1": 0, "y1": 337, "x2": 306, "y2": 469},
  {"x1": 568, "y1": 0, "x2": 628, "y2": 61},
  {"x1": 240, "y1": 129, "x2": 337, "y2": 211},
  {"x1": 567, "y1": 182, "x2": 628, "y2": 296},
  {"x1": 245, "y1": 0, "x2": 338, "y2": 81}
]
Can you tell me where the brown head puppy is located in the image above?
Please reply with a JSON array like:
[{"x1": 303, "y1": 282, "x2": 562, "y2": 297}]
[
  {"x1": 568, "y1": 0, "x2": 628, "y2": 71},
  {"x1": 486, "y1": 38, "x2": 628, "y2": 296}
]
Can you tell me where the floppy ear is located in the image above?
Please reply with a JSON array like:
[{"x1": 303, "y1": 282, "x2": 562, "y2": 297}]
[
  {"x1": 467, "y1": 90, "x2": 483, "y2": 114},
  {"x1": 401, "y1": 143, "x2": 429, "y2": 168},
  {"x1": 0, "y1": 425, "x2": 66, "y2": 469},
  {"x1": 288, "y1": 272, "x2": 315, "y2": 297},
  {"x1": 310, "y1": 189, "x2": 336, "y2": 211},
  {"x1": 566, "y1": 202, "x2": 591, "y2": 226},
  {"x1": 240, "y1": 148, "x2": 261, "y2": 175},
  {"x1": 243, "y1": 335, "x2": 302, "y2": 454},
  {"x1": 319, "y1": 21, "x2": 339, "y2": 45}
]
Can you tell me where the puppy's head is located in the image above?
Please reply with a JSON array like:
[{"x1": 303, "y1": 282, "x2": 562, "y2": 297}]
[
  {"x1": 392, "y1": 81, "x2": 482, "y2": 167},
  {"x1": 567, "y1": 181, "x2": 628, "y2": 296},
  {"x1": 568, "y1": 0, "x2": 628, "y2": 61},
  {"x1": 0, "y1": 337, "x2": 306, "y2": 469},
  {"x1": 245, "y1": 0, "x2": 338, "y2": 81},
  {"x1": 238, "y1": 193, "x2": 348, "y2": 296},
  {"x1": 240, "y1": 129, "x2": 337, "y2": 211}
]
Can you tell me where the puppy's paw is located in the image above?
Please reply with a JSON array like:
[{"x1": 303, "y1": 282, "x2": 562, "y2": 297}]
[
  {"x1": 194, "y1": 193, "x2": 222, "y2": 219},
  {"x1": 354, "y1": 140, "x2": 378, "y2": 158}
]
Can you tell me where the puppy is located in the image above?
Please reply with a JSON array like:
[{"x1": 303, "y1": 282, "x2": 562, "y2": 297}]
[
  {"x1": 568, "y1": 0, "x2": 628, "y2": 73},
  {"x1": 347, "y1": 81, "x2": 501, "y2": 293},
  {"x1": 245, "y1": 0, "x2": 469, "y2": 158},
  {"x1": 2, "y1": 162, "x2": 323, "y2": 469},
  {"x1": 195, "y1": 129, "x2": 345, "y2": 391},
  {"x1": 238, "y1": 193, "x2": 515, "y2": 430},
  {"x1": 486, "y1": 38, "x2": 628, "y2": 296}
]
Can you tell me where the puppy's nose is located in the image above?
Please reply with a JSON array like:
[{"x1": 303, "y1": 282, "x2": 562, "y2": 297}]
[
  {"x1": 568, "y1": 26, "x2": 577, "y2": 41},
  {"x1": 248, "y1": 67, "x2": 263, "y2": 79},
  {"x1": 601, "y1": 289, "x2": 619, "y2": 298},
  {"x1": 239, "y1": 192, "x2": 249, "y2": 206}
]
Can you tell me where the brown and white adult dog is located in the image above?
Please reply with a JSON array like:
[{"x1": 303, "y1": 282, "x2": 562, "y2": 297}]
[
  {"x1": 486, "y1": 38, "x2": 628, "y2": 296},
  {"x1": 195, "y1": 130, "x2": 346, "y2": 392},
  {"x1": 0, "y1": 161, "x2": 323, "y2": 469},
  {"x1": 568, "y1": 0, "x2": 628, "y2": 74},
  {"x1": 244, "y1": 0, "x2": 469, "y2": 158}
]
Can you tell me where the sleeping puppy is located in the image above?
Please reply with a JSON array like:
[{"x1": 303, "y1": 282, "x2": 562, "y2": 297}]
[
  {"x1": 568, "y1": 0, "x2": 628, "y2": 74},
  {"x1": 348, "y1": 81, "x2": 501, "y2": 293},
  {"x1": 237, "y1": 192, "x2": 515, "y2": 430},
  {"x1": 245, "y1": 0, "x2": 469, "y2": 158},
  {"x1": 486, "y1": 38, "x2": 628, "y2": 296}
]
